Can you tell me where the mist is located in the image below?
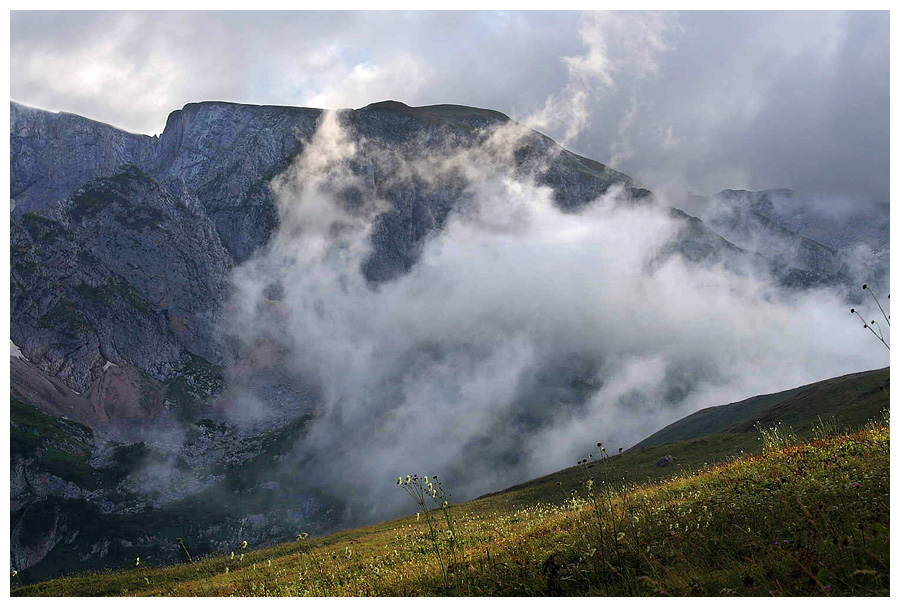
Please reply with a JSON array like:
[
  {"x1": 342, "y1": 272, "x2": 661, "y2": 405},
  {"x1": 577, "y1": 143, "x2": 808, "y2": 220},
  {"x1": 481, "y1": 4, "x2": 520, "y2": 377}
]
[{"x1": 217, "y1": 110, "x2": 887, "y2": 525}]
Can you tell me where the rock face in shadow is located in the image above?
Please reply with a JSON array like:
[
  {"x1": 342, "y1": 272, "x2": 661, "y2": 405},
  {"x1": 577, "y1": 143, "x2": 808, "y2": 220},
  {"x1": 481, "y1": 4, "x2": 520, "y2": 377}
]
[{"x1": 11, "y1": 164, "x2": 231, "y2": 396}]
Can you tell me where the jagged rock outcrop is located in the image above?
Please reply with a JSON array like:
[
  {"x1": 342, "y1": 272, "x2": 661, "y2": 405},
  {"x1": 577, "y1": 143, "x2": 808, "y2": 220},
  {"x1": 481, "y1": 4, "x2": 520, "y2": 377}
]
[
  {"x1": 682, "y1": 188, "x2": 889, "y2": 289},
  {"x1": 11, "y1": 164, "x2": 231, "y2": 395},
  {"x1": 11, "y1": 102, "x2": 157, "y2": 214}
]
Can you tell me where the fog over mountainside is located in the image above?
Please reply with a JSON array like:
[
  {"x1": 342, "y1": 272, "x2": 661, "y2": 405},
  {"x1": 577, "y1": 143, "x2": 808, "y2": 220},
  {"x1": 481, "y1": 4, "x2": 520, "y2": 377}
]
[{"x1": 9, "y1": 100, "x2": 888, "y2": 580}]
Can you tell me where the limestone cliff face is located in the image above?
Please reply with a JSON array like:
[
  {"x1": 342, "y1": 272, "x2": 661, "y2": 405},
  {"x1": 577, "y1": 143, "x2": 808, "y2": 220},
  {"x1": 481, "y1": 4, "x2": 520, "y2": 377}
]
[
  {"x1": 11, "y1": 164, "x2": 231, "y2": 395},
  {"x1": 11, "y1": 102, "x2": 156, "y2": 214},
  {"x1": 9, "y1": 99, "x2": 647, "y2": 402}
]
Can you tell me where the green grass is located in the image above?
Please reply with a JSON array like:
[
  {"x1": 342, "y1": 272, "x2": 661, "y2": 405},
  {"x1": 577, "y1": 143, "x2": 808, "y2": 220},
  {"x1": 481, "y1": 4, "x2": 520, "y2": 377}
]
[
  {"x1": 634, "y1": 367, "x2": 889, "y2": 449},
  {"x1": 10, "y1": 398, "x2": 94, "y2": 460},
  {"x1": 13, "y1": 408, "x2": 889, "y2": 597}
]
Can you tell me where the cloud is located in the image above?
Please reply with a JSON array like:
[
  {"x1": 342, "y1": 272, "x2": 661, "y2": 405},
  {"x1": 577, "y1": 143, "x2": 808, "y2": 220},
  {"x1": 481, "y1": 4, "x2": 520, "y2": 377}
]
[
  {"x1": 220, "y1": 112, "x2": 886, "y2": 524},
  {"x1": 11, "y1": 11, "x2": 888, "y2": 200},
  {"x1": 524, "y1": 11, "x2": 677, "y2": 147},
  {"x1": 303, "y1": 54, "x2": 436, "y2": 111}
]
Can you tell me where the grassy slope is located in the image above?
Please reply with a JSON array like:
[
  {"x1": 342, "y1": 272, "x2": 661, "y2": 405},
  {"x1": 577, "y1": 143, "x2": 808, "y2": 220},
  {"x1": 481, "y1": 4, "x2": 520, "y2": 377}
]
[
  {"x1": 12, "y1": 370, "x2": 890, "y2": 596},
  {"x1": 634, "y1": 367, "x2": 889, "y2": 449}
]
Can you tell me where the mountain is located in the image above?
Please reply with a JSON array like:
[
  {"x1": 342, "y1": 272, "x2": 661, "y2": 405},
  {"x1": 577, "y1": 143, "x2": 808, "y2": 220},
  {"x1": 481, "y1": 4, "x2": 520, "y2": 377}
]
[
  {"x1": 681, "y1": 188, "x2": 889, "y2": 294},
  {"x1": 12, "y1": 100, "x2": 867, "y2": 418},
  {"x1": 11, "y1": 99, "x2": 654, "y2": 408},
  {"x1": 9, "y1": 99, "x2": 885, "y2": 582}
]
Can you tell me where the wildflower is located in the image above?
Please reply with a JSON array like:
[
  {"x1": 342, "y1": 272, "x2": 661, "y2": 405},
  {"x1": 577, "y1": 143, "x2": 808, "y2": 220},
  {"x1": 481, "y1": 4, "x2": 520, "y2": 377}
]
[
  {"x1": 12, "y1": 570, "x2": 17, "y2": 578},
  {"x1": 241, "y1": 540, "x2": 248, "y2": 549},
  {"x1": 397, "y1": 477, "x2": 402, "y2": 485},
  {"x1": 224, "y1": 566, "x2": 229, "y2": 574},
  {"x1": 230, "y1": 551, "x2": 235, "y2": 560},
  {"x1": 239, "y1": 554, "x2": 244, "y2": 562},
  {"x1": 135, "y1": 557, "x2": 141, "y2": 567},
  {"x1": 297, "y1": 532, "x2": 309, "y2": 540}
]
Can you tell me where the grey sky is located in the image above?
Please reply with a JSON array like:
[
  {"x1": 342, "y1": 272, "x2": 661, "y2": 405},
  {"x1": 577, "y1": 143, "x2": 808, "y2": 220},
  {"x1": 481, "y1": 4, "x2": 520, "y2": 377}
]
[{"x1": 10, "y1": 10, "x2": 889, "y2": 200}]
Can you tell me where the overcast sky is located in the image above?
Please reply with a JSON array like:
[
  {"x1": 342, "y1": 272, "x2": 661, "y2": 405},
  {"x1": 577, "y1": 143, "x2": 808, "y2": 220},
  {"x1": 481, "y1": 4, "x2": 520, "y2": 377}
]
[{"x1": 10, "y1": 10, "x2": 889, "y2": 200}]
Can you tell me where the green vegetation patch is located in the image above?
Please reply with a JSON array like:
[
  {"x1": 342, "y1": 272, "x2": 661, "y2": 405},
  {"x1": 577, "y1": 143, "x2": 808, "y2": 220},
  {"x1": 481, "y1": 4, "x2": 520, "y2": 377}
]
[
  {"x1": 10, "y1": 398, "x2": 95, "y2": 484},
  {"x1": 163, "y1": 354, "x2": 226, "y2": 422},
  {"x1": 69, "y1": 165, "x2": 154, "y2": 223}
]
